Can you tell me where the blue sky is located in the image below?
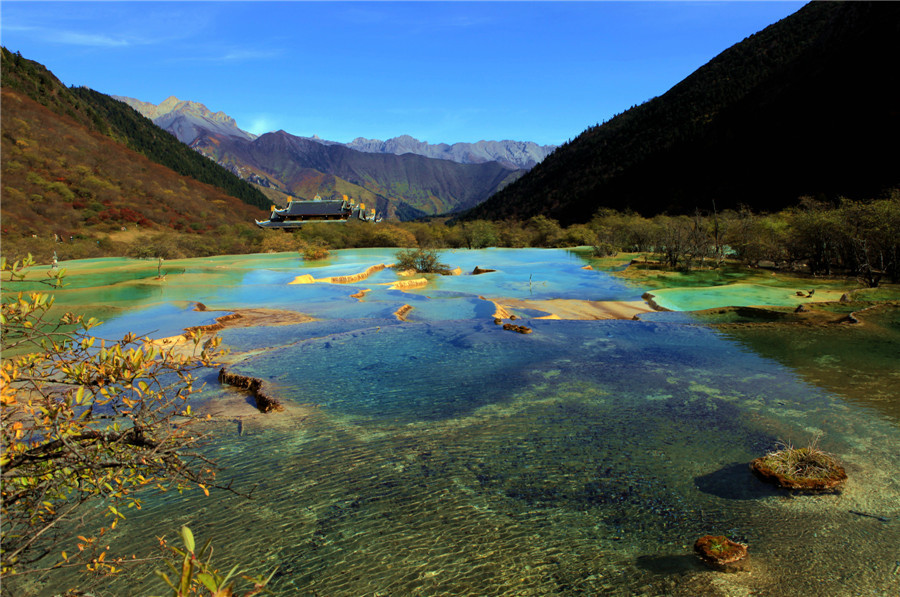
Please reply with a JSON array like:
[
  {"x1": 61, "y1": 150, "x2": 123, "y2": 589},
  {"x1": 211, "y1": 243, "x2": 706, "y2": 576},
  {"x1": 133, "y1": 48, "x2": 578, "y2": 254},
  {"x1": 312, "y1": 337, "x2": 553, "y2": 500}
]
[{"x1": 1, "y1": 1, "x2": 805, "y2": 146}]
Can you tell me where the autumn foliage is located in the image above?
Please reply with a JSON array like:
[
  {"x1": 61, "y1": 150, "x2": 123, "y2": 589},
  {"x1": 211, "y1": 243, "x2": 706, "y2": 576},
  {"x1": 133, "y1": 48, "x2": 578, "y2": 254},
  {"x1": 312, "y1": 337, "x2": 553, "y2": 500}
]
[{"x1": 1, "y1": 256, "x2": 223, "y2": 579}]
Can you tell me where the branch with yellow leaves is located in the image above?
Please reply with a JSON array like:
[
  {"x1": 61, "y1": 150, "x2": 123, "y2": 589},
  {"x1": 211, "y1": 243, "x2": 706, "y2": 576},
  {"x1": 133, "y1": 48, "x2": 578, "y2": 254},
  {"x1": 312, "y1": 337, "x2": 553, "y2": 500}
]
[{"x1": 1, "y1": 255, "x2": 232, "y2": 579}]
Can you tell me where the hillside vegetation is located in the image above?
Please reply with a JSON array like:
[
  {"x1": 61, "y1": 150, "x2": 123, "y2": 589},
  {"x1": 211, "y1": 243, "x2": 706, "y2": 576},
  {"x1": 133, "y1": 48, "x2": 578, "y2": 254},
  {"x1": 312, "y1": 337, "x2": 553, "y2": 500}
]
[
  {"x1": 1, "y1": 85, "x2": 268, "y2": 257},
  {"x1": 466, "y1": 1, "x2": 900, "y2": 224},
  {"x1": 1, "y1": 47, "x2": 270, "y2": 211},
  {"x1": 1, "y1": 48, "x2": 272, "y2": 261}
]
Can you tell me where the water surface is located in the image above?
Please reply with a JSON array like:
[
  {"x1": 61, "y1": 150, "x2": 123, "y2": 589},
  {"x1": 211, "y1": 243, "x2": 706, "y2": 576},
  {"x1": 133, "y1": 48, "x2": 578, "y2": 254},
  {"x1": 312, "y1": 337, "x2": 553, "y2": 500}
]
[{"x1": 13, "y1": 249, "x2": 899, "y2": 597}]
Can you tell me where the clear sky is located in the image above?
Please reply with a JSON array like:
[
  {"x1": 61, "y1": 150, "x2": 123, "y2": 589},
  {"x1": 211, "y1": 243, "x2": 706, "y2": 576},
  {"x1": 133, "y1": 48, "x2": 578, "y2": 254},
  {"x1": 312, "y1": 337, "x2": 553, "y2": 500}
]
[{"x1": 2, "y1": 1, "x2": 806, "y2": 146}]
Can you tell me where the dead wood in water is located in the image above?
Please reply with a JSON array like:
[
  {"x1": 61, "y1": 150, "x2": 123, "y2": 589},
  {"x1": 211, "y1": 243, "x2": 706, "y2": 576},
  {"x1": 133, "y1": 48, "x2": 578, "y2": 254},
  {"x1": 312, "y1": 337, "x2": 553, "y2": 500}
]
[{"x1": 218, "y1": 367, "x2": 284, "y2": 413}]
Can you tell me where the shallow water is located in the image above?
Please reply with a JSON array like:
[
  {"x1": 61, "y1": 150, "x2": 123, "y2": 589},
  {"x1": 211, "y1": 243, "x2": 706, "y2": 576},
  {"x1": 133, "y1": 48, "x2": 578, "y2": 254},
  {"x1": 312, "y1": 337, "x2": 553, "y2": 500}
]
[
  {"x1": 713, "y1": 303, "x2": 900, "y2": 424},
  {"x1": 11, "y1": 249, "x2": 900, "y2": 597}
]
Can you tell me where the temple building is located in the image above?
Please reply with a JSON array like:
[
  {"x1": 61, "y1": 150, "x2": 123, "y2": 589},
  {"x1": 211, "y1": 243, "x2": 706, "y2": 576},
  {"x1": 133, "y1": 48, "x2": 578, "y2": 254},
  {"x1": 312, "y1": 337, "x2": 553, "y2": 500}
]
[{"x1": 256, "y1": 195, "x2": 379, "y2": 229}]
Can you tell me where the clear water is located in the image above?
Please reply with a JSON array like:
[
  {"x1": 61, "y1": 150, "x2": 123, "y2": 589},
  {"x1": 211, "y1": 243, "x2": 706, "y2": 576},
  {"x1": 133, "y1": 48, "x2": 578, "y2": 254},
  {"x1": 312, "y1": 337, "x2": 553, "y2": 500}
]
[
  {"x1": 11, "y1": 250, "x2": 900, "y2": 597},
  {"x1": 712, "y1": 303, "x2": 900, "y2": 424},
  {"x1": 69, "y1": 248, "x2": 643, "y2": 335}
]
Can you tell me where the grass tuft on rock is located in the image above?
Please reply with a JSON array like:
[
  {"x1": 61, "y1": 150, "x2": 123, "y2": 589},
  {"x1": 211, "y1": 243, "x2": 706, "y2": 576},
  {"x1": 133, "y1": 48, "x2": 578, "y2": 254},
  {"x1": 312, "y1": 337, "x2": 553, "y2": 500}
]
[
  {"x1": 760, "y1": 436, "x2": 841, "y2": 481},
  {"x1": 750, "y1": 434, "x2": 847, "y2": 490}
]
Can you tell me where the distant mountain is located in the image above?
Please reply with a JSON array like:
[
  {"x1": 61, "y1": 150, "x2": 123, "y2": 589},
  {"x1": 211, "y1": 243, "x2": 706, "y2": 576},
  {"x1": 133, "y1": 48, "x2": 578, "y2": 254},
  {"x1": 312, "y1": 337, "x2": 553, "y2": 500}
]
[
  {"x1": 114, "y1": 95, "x2": 256, "y2": 144},
  {"x1": 112, "y1": 96, "x2": 545, "y2": 216},
  {"x1": 465, "y1": 1, "x2": 900, "y2": 225},
  {"x1": 191, "y1": 130, "x2": 525, "y2": 220},
  {"x1": 113, "y1": 96, "x2": 552, "y2": 171},
  {"x1": 345, "y1": 135, "x2": 556, "y2": 170}
]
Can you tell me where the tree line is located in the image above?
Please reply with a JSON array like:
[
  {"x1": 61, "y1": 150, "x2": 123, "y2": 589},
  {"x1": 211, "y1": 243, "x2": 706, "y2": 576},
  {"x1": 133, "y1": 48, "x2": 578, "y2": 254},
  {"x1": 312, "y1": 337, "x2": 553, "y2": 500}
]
[
  {"x1": 4, "y1": 194, "x2": 898, "y2": 287},
  {"x1": 278, "y1": 195, "x2": 900, "y2": 286}
]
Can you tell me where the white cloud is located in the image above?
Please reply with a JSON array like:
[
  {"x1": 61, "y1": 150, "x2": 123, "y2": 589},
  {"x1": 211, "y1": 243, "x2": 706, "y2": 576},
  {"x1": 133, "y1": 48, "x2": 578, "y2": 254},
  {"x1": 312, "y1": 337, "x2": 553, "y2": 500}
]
[
  {"x1": 220, "y1": 49, "x2": 282, "y2": 62},
  {"x1": 1, "y1": 22, "x2": 148, "y2": 48},
  {"x1": 162, "y1": 47, "x2": 283, "y2": 65},
  {"x1": 1, "y1": 3, "x2": 207, "y2": 50},
  {"x1": 55, "y1": 31, "x2": 132, "y2": 48}
]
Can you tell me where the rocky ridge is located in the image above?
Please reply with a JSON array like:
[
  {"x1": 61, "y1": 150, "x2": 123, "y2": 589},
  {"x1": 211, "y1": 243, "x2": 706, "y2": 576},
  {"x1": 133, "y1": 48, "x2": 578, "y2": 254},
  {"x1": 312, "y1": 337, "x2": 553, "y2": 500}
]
[
  {"x1": 114, "y1": 95, "x2": 257, "y2": 144},
  {"x1": 344, "y1": 135, "x2": 556, "y2": 170}
]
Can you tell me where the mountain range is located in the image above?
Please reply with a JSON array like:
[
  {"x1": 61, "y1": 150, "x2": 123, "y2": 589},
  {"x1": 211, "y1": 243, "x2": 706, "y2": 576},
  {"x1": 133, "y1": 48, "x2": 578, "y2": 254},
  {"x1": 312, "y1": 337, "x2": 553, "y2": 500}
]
[
  {"x1": 114, "y1": 95, "x2": 549, "y2": 219},
  {"x1": 189, "y1": 129, "x2": 524, "y2": 220},
  {"x1": 344, "y1": 135, "x2": 555, "y2": 170},
  {"x1": 465, "y1": 1, "x2": 900, "y2": 225},
  {"x1": 114, "y1": 95, "x2": 555, "y2": 171}
]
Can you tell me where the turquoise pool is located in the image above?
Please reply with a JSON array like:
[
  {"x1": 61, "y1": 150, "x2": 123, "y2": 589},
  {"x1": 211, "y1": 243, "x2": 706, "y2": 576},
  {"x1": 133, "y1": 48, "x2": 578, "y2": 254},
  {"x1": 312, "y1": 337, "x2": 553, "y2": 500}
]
[{"x1": 11, "y1": 249, "x2": 899, "y2": 597}]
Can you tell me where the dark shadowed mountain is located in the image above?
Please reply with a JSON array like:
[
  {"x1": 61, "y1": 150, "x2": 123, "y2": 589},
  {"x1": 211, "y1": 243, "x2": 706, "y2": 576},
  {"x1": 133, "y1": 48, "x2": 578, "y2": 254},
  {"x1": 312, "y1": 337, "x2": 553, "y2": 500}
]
[
  {"x1": 191, "y1": 130, "x2": 525, "y2": 220},
  {"x1": 464, "y1": 1, "x2": 900, "y2": 225}
]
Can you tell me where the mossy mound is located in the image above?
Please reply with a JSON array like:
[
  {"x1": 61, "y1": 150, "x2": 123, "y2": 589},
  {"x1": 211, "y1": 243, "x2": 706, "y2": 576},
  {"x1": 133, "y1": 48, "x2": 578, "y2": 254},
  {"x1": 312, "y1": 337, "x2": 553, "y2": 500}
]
[{"x1": 694, "y1": 535, "x2": 748, "y2": 569}]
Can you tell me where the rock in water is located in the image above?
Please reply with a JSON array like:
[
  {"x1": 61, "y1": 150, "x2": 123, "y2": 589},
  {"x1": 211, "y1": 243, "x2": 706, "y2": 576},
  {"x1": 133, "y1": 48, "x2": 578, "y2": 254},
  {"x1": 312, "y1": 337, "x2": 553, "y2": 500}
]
[{"x1": 694, "y1": 535, "x2": 749, "y2": 570}]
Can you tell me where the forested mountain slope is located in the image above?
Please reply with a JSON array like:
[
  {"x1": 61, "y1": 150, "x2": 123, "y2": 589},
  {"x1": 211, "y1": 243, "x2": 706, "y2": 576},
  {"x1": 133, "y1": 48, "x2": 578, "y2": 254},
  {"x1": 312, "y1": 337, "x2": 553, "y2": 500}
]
[
  {"x1": 1, "y1": 86, "x2": 267, "y2": 239},
  {"x1": 1, "y1": 49, "x2": 268, "y2": 259},
  {"x1": 1, "y1": 48, "x2": 270, "y2": 211},
  {"x1": 465, "y1": 1, "x2": 900, "y2": 224}
]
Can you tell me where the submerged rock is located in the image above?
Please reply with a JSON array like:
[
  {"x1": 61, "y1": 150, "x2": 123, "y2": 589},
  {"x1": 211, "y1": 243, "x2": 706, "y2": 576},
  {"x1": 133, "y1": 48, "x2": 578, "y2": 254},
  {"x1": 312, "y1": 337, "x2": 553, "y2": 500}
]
[
  {"x1": 502, "y1": 323, "x2": 532, "y2": 334},
  {"x1": 641, "y1": 292, "x2": 669, "y2": 312},
  {"x1": 694, "y1": 535, "x2": 748, "y2": 570}
]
